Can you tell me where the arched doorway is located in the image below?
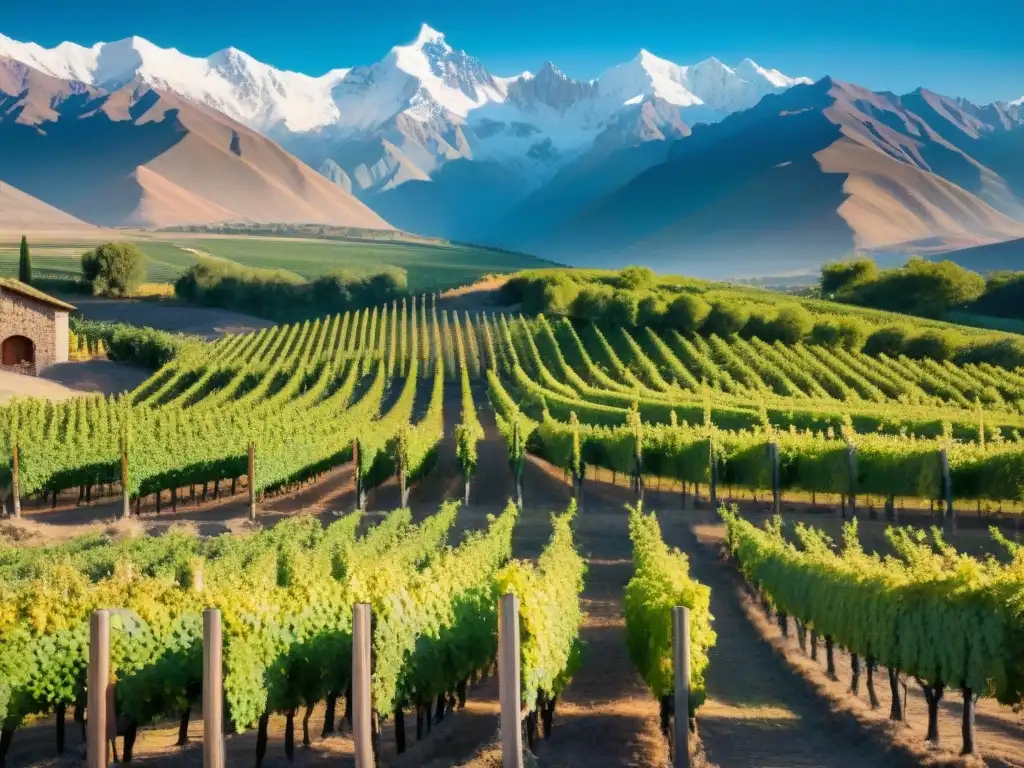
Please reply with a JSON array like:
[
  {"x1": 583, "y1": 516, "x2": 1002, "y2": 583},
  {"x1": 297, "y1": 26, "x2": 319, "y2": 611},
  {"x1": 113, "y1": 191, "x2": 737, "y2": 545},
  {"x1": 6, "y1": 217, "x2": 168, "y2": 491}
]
[{"x1": 1, "y1": 336, "x2": 34, "y2": 367}]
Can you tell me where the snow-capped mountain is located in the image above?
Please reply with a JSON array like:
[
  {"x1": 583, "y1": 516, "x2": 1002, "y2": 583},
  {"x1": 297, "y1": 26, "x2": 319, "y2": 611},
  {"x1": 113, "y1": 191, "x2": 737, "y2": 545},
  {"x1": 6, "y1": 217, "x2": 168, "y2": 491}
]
[
  {"x1": 0, "y1": 32, "x2": 346, "y2": 132},
  {"x1": 0, "y1": 24, "x2": 812, "y2": 236}
]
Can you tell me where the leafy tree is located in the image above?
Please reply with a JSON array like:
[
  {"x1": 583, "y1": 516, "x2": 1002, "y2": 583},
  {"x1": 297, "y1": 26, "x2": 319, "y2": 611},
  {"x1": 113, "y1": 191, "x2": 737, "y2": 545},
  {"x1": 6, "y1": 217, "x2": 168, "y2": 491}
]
[
  {"x1": 971, "y1": 272, "x2": 1024, "y2": 319},
  {"x1": 665, "y1": 293, "x2": 711, "y2": 333},
  {"x1": 618, "y1": 265, "x2": 656, "y2": 291},
  {"x1": 703, "y1": 301, "x2": 749, "y2": 337},
  {"x1": 81, "y1": 242, "x2": 147, "y2": 297},
  {"x1": 820, "y1": 257, "x2": 878, "y2": 296},
  {"x1": 18, "y1": 235, "x2": 31, "y2": 285},
  {"x1": 851, "y1": 258, "x2": 985, "y2": 317}
]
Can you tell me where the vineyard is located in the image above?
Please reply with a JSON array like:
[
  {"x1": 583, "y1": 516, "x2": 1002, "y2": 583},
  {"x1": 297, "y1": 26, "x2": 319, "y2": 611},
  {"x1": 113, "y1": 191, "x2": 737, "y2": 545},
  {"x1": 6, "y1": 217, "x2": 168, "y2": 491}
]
[
  {"x1": 4, "y1": 295, "x2": 1024, "y2": 765},
  {"x1": 721, "y1": 506, "x2": 1024, "y2": 758},
  {"x1": 5, "y1": 301, "x2": 1024, "y2": 516}
]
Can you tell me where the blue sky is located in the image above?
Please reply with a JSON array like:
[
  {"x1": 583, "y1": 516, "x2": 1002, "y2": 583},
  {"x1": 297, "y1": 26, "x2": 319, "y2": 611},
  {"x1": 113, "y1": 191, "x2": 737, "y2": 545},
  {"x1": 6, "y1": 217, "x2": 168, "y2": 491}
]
[{"x1": 5, "y1": 0, "x2": 1023, "y2": 103}]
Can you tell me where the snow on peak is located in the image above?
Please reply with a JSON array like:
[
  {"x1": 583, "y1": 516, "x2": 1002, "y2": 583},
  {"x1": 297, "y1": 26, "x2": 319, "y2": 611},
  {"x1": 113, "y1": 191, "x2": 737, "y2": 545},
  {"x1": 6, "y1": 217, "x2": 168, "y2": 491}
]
[
  {"x1": 0, "y1": 26, "x2": 814, "y2": 182},
  {"x1": 600, "y1": 50, "x2": 703, "y2": 107},
  {"x1": 1012, "y1": 95, "x2": 1024, "y2": 107},
  {"x1": 413, "y1": 23, "x2": 447, "y2": 47},
  {"x1": 367, "y1": 25, "x2": 503, "y2": 121},
  {"x1": 0, "y1": 32, "x2": 345, "y2": 132},
  {"x1": 735, "y1": 57, "x2": 813, "y2": 88}
]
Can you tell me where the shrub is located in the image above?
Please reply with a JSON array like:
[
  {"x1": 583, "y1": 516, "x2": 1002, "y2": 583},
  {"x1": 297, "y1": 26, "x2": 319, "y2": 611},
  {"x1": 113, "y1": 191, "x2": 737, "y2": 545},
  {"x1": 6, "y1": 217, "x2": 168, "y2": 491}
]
[
  {"x1": 81, "y1": 242, "x2": 148, "y2": 297},
  {"x1": 863, "y1": 325, "x2": 911, "y2": 357},
  {"x1": 955, "y1": 337, "x2": 1024, "y2": 369},
  {"x1": 903, "y1": 330, "x2": 960, "y2": 361},
  {"x1": 541, "y1": 277, "x2": 580, "y2": 315},
  {"x1": 665, "y1": 293, "x2": 711, "y2": 333},
  {"x1": 809, "y1": 320, "x2": 842, "y2": 347},
  {"x1": 618, "y1": 265, "x2": 657, "y2": 291},
  {"x1": 70, "y1": 319, "x2": 199, "y2": 369},
  {"x1": 766, "y1": 304, "x2": 814, "y2": 344},
  {"x1": 571, "y1": 284, "x2": 615, "y2": 323},
  {"x1": 607, "y1": 290, "x2": 641, "y2": 327},
  {"x1": 638, "y1": 293, "x2": 668, "y2": 327},
  {"x1": 703, "y1": 301, "x2": 749, "y2": 337},
  {"x1": 834, "y1": 317, "x2": 870, "y2": 351},
  {"x1": 175, "y1": 257, "x2": 406, "y2": 321}
]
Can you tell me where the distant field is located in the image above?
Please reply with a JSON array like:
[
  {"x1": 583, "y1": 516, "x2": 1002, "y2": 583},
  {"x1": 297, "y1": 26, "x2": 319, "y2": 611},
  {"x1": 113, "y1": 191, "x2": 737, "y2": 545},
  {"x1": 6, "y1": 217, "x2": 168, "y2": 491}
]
[{"x1": 0, "y1": 236, "x2": 552, "y2": 293}]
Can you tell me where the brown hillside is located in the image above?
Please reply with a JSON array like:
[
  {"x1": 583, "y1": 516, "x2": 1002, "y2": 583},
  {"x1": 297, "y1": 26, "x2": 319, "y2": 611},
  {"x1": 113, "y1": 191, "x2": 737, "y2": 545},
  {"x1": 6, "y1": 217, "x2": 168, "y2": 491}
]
[
  {"x1": 529, "y1": 78, "x2": 1024, "y2": 277},
  {"x1": 0, "y1": 181, "x2": 97, "y2": 231},
  {"x1": 0, "y1": 58, "x2": 391, "y2": 229}
]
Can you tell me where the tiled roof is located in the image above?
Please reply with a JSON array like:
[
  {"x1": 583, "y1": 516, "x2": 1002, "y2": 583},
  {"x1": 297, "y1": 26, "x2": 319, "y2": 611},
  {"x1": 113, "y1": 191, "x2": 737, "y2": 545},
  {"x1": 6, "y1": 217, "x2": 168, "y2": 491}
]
[{"x1": 0, "y1": 277, "x2": 77, "y2": 312}]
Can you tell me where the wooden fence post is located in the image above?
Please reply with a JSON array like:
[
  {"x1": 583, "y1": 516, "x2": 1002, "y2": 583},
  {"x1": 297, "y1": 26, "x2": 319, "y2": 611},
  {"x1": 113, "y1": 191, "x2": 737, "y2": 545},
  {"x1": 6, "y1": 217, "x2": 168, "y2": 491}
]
[
  {"x1": 940, "y1": 448, "x2": 955, "y2": 531},
  {"x1": 352, "y1": 603, "x2": 374, "y2": 768},
  {"x1": 769, "y1": 441, "x2": 781, "y2": 515},
  {"x1": 499, "y1": 593, "x2": 524, "y2": 768},
  {"x1": 247, "y1": 442, "x2": 256, "y2": 522},
  {"x1": 87, "y1": 609, "x2": 110, "y2": 768},
  {"x1": 10, "y1": 443, "x2": 20, "y2": 519},
  {"x1": 846, "y1": 444, "x2": 858, "y2": 518},
  {"x1": 673, "y1": 606, "x2": 691, "y2": 768},
  {"x1": 203, "y1": 609, "x2": 225, "y2": 768},
  {"x1": 121, "y1": 448, "x2": 130, "y2": 520}
]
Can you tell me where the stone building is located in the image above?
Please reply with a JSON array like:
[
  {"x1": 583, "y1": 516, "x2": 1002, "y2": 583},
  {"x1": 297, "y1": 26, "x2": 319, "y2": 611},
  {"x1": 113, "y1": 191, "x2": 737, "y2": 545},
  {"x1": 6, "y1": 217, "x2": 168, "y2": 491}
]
[{"x1": 0, "y1": 278, "x2": 75, "y2": 375}]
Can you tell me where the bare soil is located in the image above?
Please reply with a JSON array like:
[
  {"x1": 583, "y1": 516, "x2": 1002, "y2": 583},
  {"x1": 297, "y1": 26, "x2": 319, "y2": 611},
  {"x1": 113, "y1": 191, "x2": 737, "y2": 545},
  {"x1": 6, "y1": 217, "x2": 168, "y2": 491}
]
[
  {"x1": 0, "y1": 361, "x2": 150, "y2": 404},
  {"x1": 69, "y1": 295, "x2": 273, "y2": 339}
]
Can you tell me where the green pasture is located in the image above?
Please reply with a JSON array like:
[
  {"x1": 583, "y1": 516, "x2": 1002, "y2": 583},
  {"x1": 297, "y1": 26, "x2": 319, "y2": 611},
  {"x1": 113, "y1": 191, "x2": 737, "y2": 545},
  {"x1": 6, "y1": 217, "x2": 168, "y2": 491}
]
[{"x1": 0, "y1": 237, "x2": 551, "y2": 293}]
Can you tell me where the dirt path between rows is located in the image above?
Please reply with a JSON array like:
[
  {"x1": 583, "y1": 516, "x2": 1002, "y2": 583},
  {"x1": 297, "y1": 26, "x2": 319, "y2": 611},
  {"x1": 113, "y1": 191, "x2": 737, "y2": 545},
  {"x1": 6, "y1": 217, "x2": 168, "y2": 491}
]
[{"x1": 654, "y1": 503, "x2": 903, "y2": 768}]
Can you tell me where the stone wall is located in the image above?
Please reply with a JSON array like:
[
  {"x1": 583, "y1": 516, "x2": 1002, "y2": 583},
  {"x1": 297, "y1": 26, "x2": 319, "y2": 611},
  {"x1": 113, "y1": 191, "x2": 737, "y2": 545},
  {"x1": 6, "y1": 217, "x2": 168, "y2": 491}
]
[{"x1": 0, "y1": 286, "x2": 66, "y2": 374}]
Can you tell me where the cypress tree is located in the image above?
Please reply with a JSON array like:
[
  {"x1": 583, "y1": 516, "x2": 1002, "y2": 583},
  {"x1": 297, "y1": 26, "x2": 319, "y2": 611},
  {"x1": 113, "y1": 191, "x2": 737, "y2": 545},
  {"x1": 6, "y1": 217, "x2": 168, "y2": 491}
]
[{"x1": 18, "y1": 235, "x2": 31, "y2": 285}]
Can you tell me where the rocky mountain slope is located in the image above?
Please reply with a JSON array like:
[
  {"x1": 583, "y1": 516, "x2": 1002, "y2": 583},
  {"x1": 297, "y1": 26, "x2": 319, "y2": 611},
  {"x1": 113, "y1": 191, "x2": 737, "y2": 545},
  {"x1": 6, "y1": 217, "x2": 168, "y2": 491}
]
[
  {"x1": 0, "y1": 26, "x2": 809, "y2": 237},
  {"x1": 0, "y1": 58, "x2": 390, "y2": 228},
  {"x1": 525, "y1": 78, "x2": 1024, "y2": 277}
]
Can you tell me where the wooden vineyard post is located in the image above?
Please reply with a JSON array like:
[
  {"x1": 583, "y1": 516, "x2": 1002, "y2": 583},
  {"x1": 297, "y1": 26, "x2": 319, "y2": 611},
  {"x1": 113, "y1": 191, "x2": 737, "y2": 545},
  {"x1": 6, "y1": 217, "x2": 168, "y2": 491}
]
[
  {"x1": 940, "y1": 447, "x2": 955, "y2": 532},
  {"x1": 353, "y1": 439, "x2": 365, "y2": 512},
  {"x1": 121, "y1": 445, "x2": 130, "y2": 520},
  {"x1": 247, "y1": 442, "x2": 257, "y2": 522},
  {"x1": 352, "y1": 603, "x2": 374, "y2": 768},
  {"x1": 499, "y1": 593, "x2": 524, "y2": 768},
  {"x1": 10, "y1": 443, "x2": 20, "y2": 519},
  {"x1": 846, "y1": 444, "x2": 858, "y2": 519},
  {"x1": 672, "y1": 607, "x2": 692, "y2": 768},
  {"x1": 708, "y1": 439, "x2": 718, "y2": 510},
  {"x1": 87, "y1": 609, "x2": 110, "y2": 768},
  {"x1": 769, "y1": 440, "x2": 781, "y2": 515},
  {"x1": 203, "y1": 609, "x2": 225, "y2": 768}
]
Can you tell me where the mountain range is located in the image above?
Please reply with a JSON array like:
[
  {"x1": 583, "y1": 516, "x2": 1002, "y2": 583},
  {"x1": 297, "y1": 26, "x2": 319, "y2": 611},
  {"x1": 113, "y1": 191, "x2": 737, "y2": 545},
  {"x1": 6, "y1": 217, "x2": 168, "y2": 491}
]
[{"x1": 1, "y1": 25, "x2": 1023, "y2": 276}]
